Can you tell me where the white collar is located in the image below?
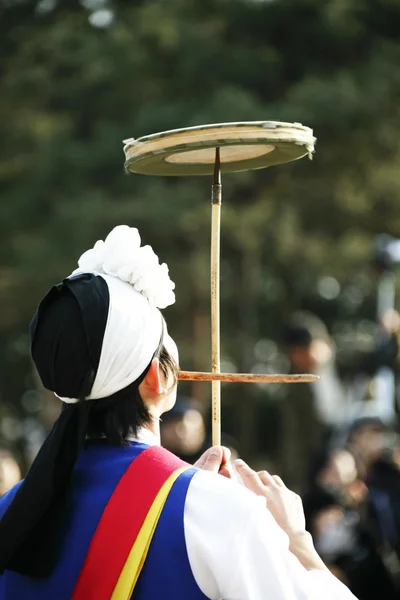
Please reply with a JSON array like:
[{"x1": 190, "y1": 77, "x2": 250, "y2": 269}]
[{"x1": 126, "y1": 427, "x2": 160, "y2": 447}]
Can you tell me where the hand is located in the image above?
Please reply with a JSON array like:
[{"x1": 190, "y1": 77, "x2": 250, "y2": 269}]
[
  {"x1": 194, "y1": 446, "x2": 234, "y2": 479},
  {"x1": 235, "y1": 460, "x2": 330, "y2": 573},
  {"x1": 235, "y1": 460, "x2": 306, "y2": 537}
]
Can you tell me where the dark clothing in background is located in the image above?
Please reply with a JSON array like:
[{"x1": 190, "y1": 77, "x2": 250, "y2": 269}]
[
  {"x1": 367, "y1": 457, "x2": 400, "y2": 565},
  {"x1": 303, "y1": 485, "x2": 398, "y2": 600},
  {"x1": 334, "y1": 530, "x2": 398, "y2": 600},
  {"x1": 280, "y1": 333, "x2": 400, "y2": 494},
  {"x1": 280, "y1": 383, "x2": 329, "y2": 493}
]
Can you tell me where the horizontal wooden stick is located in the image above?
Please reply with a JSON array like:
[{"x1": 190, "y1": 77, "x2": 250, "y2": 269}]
[{"x1": 178, "y1": 371, "x2": 319, "y2": 383}]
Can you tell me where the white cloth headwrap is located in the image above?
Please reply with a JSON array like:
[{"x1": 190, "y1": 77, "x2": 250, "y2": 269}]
[{"x1": 59, "y1": 225, "x2": 175, "y2": 404}]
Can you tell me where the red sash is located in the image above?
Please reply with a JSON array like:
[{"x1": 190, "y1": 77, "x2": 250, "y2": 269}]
[{"x1": 71, "y1": 446, "x2": 188, "y2": 600}]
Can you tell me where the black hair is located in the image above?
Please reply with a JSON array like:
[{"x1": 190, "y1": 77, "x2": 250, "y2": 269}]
[
  {"x1": 347, "y1": 417, "x2": 386, "y2": 442},
  {"x1": 282, "y1": 311, "x2": 330, "y2": 348},
  {"x1": 85, "y1": 344, "x2": 179, "y2": 445},
  {"x1": 306, "y1": 447, "x2": 332, "y2": 487}
]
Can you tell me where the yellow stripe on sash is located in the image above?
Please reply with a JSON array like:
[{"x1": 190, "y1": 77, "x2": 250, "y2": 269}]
[{"x1": 111, "y1": 466, "x2": 189, "y2": 600}]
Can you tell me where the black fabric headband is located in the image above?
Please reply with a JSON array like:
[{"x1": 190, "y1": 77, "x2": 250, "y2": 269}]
[{"x1": 30, "y1": 273, "x2": 109, "y2": 399}]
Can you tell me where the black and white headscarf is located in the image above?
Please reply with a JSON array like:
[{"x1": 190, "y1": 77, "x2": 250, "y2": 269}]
[{"x1": 0, "y1": 226, "x2": 175, "y2": 578}]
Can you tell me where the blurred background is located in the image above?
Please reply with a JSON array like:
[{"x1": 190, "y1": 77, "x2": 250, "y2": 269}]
[{"x1": 1, "y1": 0, "x2": 400, "y2": 595}]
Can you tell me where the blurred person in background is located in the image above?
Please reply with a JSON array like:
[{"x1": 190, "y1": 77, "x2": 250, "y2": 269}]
[
  {"x1": 280, "y1": 311, "x2": 400, "y2": 493},
  {"x1": 347, "y1": 417, "x2": 390, "y2": 480},
  {"x1": 160, "y1": 397, "x2": 206, "y2": 463},
  {"x1": 348, "y1": 418, "x2": 400, "y2": 588},
  {"x1": 304, "y1": 447, "x2": 363, "y2": 505},
  {"x1": 303, "y1": 446, "x2": 398, "y2": 599},
  {"x1": 0, "y1": 449, "x2": 21, "y2": 498},
  {"x1": 280, "y1": 312, "x2": 346, "y2": 493}
]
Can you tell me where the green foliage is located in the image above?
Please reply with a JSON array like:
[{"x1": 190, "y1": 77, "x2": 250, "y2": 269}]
[{"x1": 1, "y1": 0, "x2": 400, "y2": 457}]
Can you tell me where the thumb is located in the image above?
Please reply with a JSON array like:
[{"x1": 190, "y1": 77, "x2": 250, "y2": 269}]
[{"x1": 194, "y1": 446, "x2": 224, "y2": 473}]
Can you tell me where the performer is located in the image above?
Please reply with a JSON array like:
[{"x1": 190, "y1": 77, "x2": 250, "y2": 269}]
[{"x1": 0, "y1": 226, "x2": 357, "y2": 599}]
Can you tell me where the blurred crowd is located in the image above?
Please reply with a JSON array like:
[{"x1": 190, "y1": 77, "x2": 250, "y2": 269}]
[
  {"x1": 303, "y1": 419, "x2": 400, "y2": 599},
  {"x1": 279, "y1": 310, "x2": 400, "y2": 598}
]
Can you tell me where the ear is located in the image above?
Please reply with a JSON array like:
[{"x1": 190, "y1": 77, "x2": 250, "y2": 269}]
[{"x1": 140, "y1": 358, "x2": 164, "y2": 398}]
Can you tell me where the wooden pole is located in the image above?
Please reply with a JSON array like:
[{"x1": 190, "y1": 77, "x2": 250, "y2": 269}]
[
  {"x1": 179, "y1": 371, "x2": 319, "y2": 383},
  {"x1": 211, "y1": 148, "x2": 222, "y2": 445}
]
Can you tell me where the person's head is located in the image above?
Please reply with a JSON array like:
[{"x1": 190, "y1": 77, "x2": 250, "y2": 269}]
[
  {"x1": 303, "y1": 486, "x2": 339, "y2": 536},
  {"x1": 31, "y1": 225, "x2": 179, "y2": 444},
  {"x1": 160, "y1": 398, "x2": 206, "y2": 456},
  {"x1": 309, "y1": 447, "x2": 357, "y2": 493},
  {"x1": 347, "y1": 417, "x2": 389, "y2": 465},
  {"x1": 282, "y1": 311, "x2": 333, "y2": 372},
  {"x1": 0, "y1": 449, "x2": 21, "y2": 497}
]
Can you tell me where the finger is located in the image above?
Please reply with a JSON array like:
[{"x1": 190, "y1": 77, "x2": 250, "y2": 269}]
[
  {"x1": 218, "y1": 464, "x2": 234, "y2": 479},
  {"x1": 258, "y1": 470, "x2": 279, "y2": 487},
  {"x1": 221, "y1": 446, "x2": 231, "y2": 466},
  {"x1": 235, "y1": 460, "x2": 265, "y2": 494},
  {"x1": 193, "y1": 446, "x2": 219, "y2": 468},
  {"x1": 272, "y1": 475, "x2": 286, "y2": 487},
  {"x1": 194, "y1": 446, "x2": 223, "y2": 473}
]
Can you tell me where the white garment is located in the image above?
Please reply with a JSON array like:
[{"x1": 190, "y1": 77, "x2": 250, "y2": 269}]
[
  {"x1": 312, "y1": 363, "x2": 347, "y2": 427},
  {"x1": 134, "y1": 430, "x2": 357, "y2": 600}
]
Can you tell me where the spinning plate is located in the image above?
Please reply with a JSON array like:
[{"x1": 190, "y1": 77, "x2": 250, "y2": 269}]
[
  {"x1": 124, "y1": 121, "x2": 315, "y2": 176},
  {"x1": 123, "y1": 119, "x2": 317, "y2": 445}
]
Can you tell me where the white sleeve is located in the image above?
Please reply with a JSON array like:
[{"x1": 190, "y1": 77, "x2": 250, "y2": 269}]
[{"x1": 184, "y1": 470, "x2": 358, "y2": 600}]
